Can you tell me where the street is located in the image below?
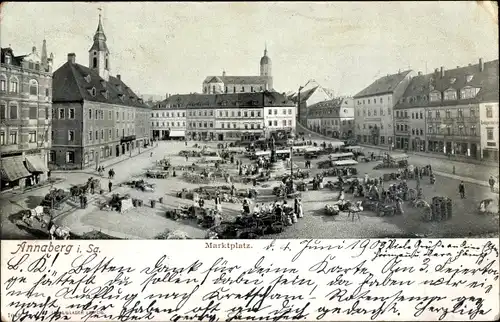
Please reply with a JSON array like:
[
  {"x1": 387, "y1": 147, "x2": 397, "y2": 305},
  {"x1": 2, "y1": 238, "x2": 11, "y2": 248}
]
[{"x1": 1, "y1": 140, "x2": 498, "y2": 240}]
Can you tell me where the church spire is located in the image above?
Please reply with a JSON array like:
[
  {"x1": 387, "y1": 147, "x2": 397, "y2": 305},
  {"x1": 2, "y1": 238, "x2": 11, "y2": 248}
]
[
  {"x1": 264, "y1": 42, "x2": 267, "y2": 56},
  {"x1": 94, "y1": 10, "x2": 107, "y2": 42},
  {"x1": 41, "y1": 39, "x2": 48, "y2": 66},
  {"x1": 89, "y1": 8, "x2": 110, "y2": 81}
]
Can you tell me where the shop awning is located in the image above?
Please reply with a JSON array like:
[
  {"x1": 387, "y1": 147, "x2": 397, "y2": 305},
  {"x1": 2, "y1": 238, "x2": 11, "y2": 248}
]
[
  {"x1": 25, "y1": 156, "x2": 48, "y2": 173},
  {"x1": 1, "y1": 156, "x2": 31, "y2": 181},
  {"x1": 169, "y1": 130, "x2": 185, "y2": 137}
]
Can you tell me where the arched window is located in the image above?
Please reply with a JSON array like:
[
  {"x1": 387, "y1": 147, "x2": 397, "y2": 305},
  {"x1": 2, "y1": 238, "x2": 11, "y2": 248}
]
[
  {"x1": 29, "y1": 79, "x2": 38, "y2": 96},
  {"x1": 91, "y1": 87, "x2": 96, "y2": 96},
  {"x1": 93, "y1": 57, "x2": 97, "y2": 68},
  {"x1": 0, "y1": 74, "x2": 6, "y2": 91},
  {"x1": 9, "y1": 76, "x2": 19, "y2": 93},
  {"x1": 105, "y1": 57, "x2": 109, "y2": 69}
]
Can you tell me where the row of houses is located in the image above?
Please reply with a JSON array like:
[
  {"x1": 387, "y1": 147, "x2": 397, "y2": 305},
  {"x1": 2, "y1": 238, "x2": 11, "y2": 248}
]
[
  {"x1": 150, "y1": 91, "x2": 296, "y2": 142},
  {"x1": 353, "y1": 59, "x2": 499, "y2": 161}
]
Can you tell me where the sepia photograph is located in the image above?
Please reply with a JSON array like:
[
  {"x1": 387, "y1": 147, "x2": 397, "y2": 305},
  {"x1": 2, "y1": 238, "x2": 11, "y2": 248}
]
[{"x1": 0, "y1": 1, "x2": 498, "y2": 241}]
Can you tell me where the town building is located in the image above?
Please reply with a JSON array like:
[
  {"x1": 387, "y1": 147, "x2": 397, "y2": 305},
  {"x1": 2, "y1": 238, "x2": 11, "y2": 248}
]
[
  {"x1": 202, "y1": 47, "x2": 273, "y2": 94},
  {"x1": 0, "y1": 41, "x2": 54, "y2": 191},
  {"x1": 153, "y1": 91, "x2": 294, "y2": 141},
  {"x1": 151, "y1": 94, "x2": 187, "y2": 140},
  {"x1": 305, "y1": 97, "x2": 355, "y2": 139},
  {"x1": 289, "y1": 80, "x2": 334, "y2": 126},
  {"x1": 50, "y1": 14, "x2": 151, "y2": 170},
  {"x1": 393, "y1": 59, "x2": 498, "y2": 160},
  {"x1": 354, "y1": 70, "x2": 415, "y2": 147}
]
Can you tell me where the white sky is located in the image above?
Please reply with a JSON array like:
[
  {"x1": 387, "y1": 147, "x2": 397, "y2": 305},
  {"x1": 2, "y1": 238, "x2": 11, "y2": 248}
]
[{"x1": 1, "y1": 2, "x2": 498, "y2": 98}]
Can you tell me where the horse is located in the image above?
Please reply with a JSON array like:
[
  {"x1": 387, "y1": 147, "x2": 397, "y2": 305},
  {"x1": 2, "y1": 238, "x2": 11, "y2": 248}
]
[
  {"x1": 48, "y1": 222, "x2": 71, "y2": 240},
  {"x1": 478, "y1": 198, "x2": 495, "y2": 215}
]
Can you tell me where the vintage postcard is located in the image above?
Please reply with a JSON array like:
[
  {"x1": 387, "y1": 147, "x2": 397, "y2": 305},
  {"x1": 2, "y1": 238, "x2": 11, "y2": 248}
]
[{"x1": 1, "y1": 1, "x2": 499, "y2": 321}]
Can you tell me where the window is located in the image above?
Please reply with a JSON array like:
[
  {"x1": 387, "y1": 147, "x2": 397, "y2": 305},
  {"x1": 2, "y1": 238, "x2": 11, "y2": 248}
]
[
  {"x1": 388, "y1": 108, "x2": 391, "y2": 115},
  {"x1": 27, "y1": 79, "x2": 39, "y2": 96},
  {"x1": 0, "y1": 103, "x2": 6, "y2": 120},
  {"x1": 457, "y1": 109, "x2": 463, "y2": 118},
  {"x1": 9, "y1": 104, "x2": 18, "y2": 119},
  {"x1": 66, "y1": 151, "x2": 75, "y2": 163},
  {"x1": 237, "y1": 111, "x2": 241, "y2": 117},
  {"x1": 9, "y1": 131, "x2": 17, "y2": 144},
  {"x1": 487, "y1": 128, "x2": 494, "y2": 140},
  {"x1": 458, "y1": 125, "x2": 464, "y2": 135},
  {"x1": 374, "y1": 109, "x2": 377, "y2": 116},
  {"x1": 274, "y1": 120, "x2": 277, "y2": 126},
  {"x1": 380, "y1": 98, "x2": 383, "y2": 103},
  {"x1": 221, "y1": 123, "x2": 225, "y2": 129},
  {"x1": 404, "y1": 125, "x2": 408, "y2": 131},
  {"x1": 89, "y1": 131, "x2": 93, "y2": 141},
  {"x1": 0, "y1": 78, "x2": 6, "y2": 91},
  {"x1": 428, "y1": 125, "x2": 433, "y2": 134},
  {"x1": 445, "y1": 109, "x2": 451, "y2": 118},
  {"x1": 274, "y1": 109, "x2": 277, "y2": 115},
  {"x1": 101, "y1": 129, "x2": 104, "y2": 139},
  {"x1": 10, "y1": 78, "x2": 18, "y2": 93},
  {"x1": 486, "y1": 106, "x2": 493, "y2": 118},
  {"x1": 470, "y1": 125, "x2": 476, "y2": 136},
  {"x1": 288, "y1": 120, "x2": 292, "y2": 126},
  {"x1": 95, "y1": 131, "x2": 98, "y2": 141},
  {"x1": 250, "y1": 124, "x2": 254, "y2": 129},
  {"x1": 66, "y1": 108, "x2": 75, "y2": 119},
  {"x1": 412, "y1": 129, "x2": 415, "y2": 135},
  {"x1": 396, "y1": 111, "x2": 400, "y2": 118},
  {"x1": 0, "y1": 131, "x2": 5, "y2": 145},
  {"x1": 233, "y1": 123, "x2": 236, "y2": 128},
  {"x1": 268, "y1": 109, "x2": 272, "y2": 115},
  {"x1": 244, "y1": 111, "x2": 248, "y2": 117},
  {"x1": 204, "y1": 122, "x2": 207, "y2": 128},
  {"x1": 368, "y1": 110, "x2": 371, "y2": 116},
  {"x1": 241, "y1": 86, "x2": 245, "y2": 92},
  {"x1": 257, "y1": 124, "x2": 261, "y2": 129},
  {"x1": 446, "y1": 125, "x2": 451, "y2": 135},
  {"x1": 108, "y1": 129, "x2": 112, "y2": 139},
  {"x1": 244, "y1": 124, "x2": 248, "y2": 129},
  {"x1": 429, "y1": 92, "x2": 441, "y2": 102},
  {"x1": 28, "y1": 106, "x2": 37, "y2": 119},
  {"x1": 411, "y1": 113, "x2": 414, "y2": 119},
  {"x1": 268, "y1": 121, "x2": 272, "y2": 126},
  {"x1": 444, "y1": 89, "x2": 457, "y2": 101},
  {"x1": 435, "y1": 111, "x2": 441, "y2": 118},
  {"x1": 251, "y1": 111, "x2": 254, "y2": 117},
  {"x1": 427, "y1": 110, "x2": 432, "y2": 118}
]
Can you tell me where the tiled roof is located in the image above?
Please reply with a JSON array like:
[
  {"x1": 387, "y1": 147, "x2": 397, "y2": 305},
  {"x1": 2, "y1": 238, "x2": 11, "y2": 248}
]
[
  {"x1": 203, "y1": 75, "x2": 272, "y2": 85},
  {"x1": 159, "y1": 91, "x2": 294, "y2": 109},
  {"x1": 52, "y1": 61, "x2": 149, "y2": 109},
  {"x1": 394, "y1": 60, "x2": 499, "y2": 109},
  {"x1": 308, "y1": 98, "x2": 344, "y2": 110},
  {"x1": 1, "y1": 47, "x2": 25, "y2": 66},
  {"x1": 354, "y1": 70, "x2": 413, "y2": 98}
]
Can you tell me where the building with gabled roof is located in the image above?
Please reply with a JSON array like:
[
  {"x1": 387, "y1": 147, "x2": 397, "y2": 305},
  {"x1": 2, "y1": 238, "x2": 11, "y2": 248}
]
[
  {"x1": 305, "y1": 97, "x2": 355, "y2": 139},
  {"x1": 49, "y1": 14, "x2": 151, "y2": 170},
  {"x1": 353, "y1": 69, "x2": 415, "y2": 147},
  {"x1": 0, "y1": 42, "x2": 54, "y2": 190},
  {"x1": 202, "y1": 47, "x2": 273, "y2": 94},
  {"x1": 393, "y1": 58, "x2": 499, "y2": 160}
]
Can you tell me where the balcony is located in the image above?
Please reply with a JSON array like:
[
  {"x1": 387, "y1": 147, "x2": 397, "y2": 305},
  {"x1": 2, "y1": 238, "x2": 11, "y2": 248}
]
[{"x1": 120, "y1": 135, "x2": 136, "y2": 143}]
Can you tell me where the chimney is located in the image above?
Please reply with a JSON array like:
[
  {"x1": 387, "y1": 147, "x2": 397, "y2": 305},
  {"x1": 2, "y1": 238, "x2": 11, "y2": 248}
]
[
  {"x1": 440, "y1": 66, "x2": 444, "y2": 78},
  {"x1": 32, "y1": 46, "x2": 36, "y2": 53},
  {"x1": 479, "y1": 58, "x2": 484, "y2": 72},
  {"x1": 434, "y1": 68, "x2": 439, "y2": 73},
  {"x1": 468, "y1": 63, "x2": 472, "y2": 66},
  {"x1": 456, "y1": 66, "x2": 460, "y2": 69},
  {"x1": 222, "y1": 70, "x2": 226, "y2": 77},
  {"x1": 67, "y1": 53, "x2": 76, "y2": 64},
  {"x1": 117, "y1": 74, "x2": 121, "y2": 81},
  {"x1": 418, "y1": 71, "x2": 422, "y2": 76},
  {"x1": 166, "y1": 93, "x2": 169, "y2": 99}
]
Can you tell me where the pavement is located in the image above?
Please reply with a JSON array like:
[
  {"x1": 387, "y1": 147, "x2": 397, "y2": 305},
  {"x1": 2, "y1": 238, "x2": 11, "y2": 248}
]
[{"x1": 1, "y1": 139, "x2": 498, "y2": 240}]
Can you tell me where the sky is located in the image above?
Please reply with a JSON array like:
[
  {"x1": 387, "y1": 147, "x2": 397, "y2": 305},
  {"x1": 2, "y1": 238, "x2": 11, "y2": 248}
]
[{"x1": 1, "y1": 2, "x2": 498, "y2": 98}]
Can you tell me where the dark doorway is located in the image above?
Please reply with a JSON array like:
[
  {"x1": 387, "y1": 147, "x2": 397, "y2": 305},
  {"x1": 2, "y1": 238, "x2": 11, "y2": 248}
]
[
  {"x1": 116, "y1": 145, "x2": 120, "y2": 156},
  {"x1": 122, "y1": 144, "x2": 125, "y2": 154},
  {"x1": 218, "y1": 134, "x2": 224, "y2": 141}
]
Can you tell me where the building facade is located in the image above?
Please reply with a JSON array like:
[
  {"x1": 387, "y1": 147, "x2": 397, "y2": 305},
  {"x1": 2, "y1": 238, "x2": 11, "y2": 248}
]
[
  {"x1": 50, "y1": 15, "x2": 151, "y2": 170},
  {"x1": 151, "y1": 96, "x2": 187, "y2": 140},
  {"x1": 202, "y1": 47, "x2": 273, "y2": 94},
  {"x1": 0, "y1": 42, "x2": 54, "y2": 190},
  {"x1": 153, "y1": 91, "x2": 294, "y2": 141},
  {"x1": 392, "y1": 59, "x2": 498, "y2": 160},
  {"x1": 480, "y1": 102, "x2": 499, "y2": 161},
  {"x1": 291, "y1": 80, "x2": 334, "y2": 126},
  {"x1": 305, "y1": 97, "x2": 355, "y2": 139},
  {"x1": 354, "y1": 70, "x2": 415, "y2": 147}
]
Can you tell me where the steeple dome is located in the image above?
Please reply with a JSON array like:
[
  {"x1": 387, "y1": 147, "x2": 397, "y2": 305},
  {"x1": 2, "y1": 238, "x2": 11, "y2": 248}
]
[
  {"x1": 89, "y1": 14, "x2": 109, "y2": 52},
  {"x1": 88, "y1": 12, "x2": 110, "y2": 81},
  {"x1": 260, "y1": 43, "x2": 272, "y2": 77}
]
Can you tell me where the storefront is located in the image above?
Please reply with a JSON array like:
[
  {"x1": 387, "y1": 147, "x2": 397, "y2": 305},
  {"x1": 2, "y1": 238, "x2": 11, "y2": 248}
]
[
  {"x1": 168, "y1": 130, "x2": 185, "y2": 141},
  {"x1": 0, "y1": 156, "x2": 31, "y2": 191},
  {"x1": 24, "y1": 155, "x2": 49, "y2": 185}
]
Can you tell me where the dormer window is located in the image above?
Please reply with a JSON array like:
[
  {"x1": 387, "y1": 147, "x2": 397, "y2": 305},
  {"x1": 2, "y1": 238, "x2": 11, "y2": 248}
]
[
  {"x1": 5, "y1": 55, "x2": 11, "y2": 65},
  {"x1": 466, "y1": 75, "x2": 474, "y2": 82},
  {"x1": 84, "y1": 75, "x2": 91, "y2": 83},
  {"x1": 460, "y1": 87, "x2": 480, "y2": 99},
  {"x1": 101, "y1": 90, "x2": 108, "y2": 99},
  {"x1": 444, "y1": 88, "x2": 457, "y2": 101},
  {"x1": 429, "y1": 91, "x2": 441, "y2": 102},
  {"x1": 90, "y1": 87, "x2": 96, "y2": 97},
  {"x1": 450, "y1": 78, "x2": 456, "y2": 84}
]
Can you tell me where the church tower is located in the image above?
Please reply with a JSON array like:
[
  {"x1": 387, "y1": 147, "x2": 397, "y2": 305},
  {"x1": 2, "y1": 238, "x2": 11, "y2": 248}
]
[
  {"x1": 260, "y1": 44, "x2": 272, "y2": 77},
  {"x1": 88, "y1": 13, "x2": 110, "y2": 81}
]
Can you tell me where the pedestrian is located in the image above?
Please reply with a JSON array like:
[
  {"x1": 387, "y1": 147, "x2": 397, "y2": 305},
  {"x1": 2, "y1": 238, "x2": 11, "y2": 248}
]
[
  {"x1": 150, "y1": 152, "x2": 153, "y2": 158},
  {"x1": 185, "y1": 140, "x2": 187, "y2": 146},
  {"x1": 199, "y1": 198, "x2": 205, "y2": 208},
  {"x1": 452, "y1": 165, "x2": 456, "y2": 175},
  {"x1": 47, "y1": 170, "x2": 51, "y2": 180},
  {"x1": 83, "y1": 195, "x2": 88, "y2": 208},
  {"x1": 297, "y1": 198, "x2": 304, "y2": 218},
  {"x1": 79, "y1": 195, "x2": 84, "y2": 209},
  {"x1": 90, "y1": 180, "x2": 95, "y2": 194},
  {"x1": 108, "y1": 169, "x2": 112, "y2": 179},
  {"x1": 458, "y1": 181, "x2": 465, "y2": 199},
  {"x1": 489, "y1": 176, "x2": 496, "y2": 192},
  {"x1": 108, "y1": 180, "x2": 113, "y2": 193}
]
